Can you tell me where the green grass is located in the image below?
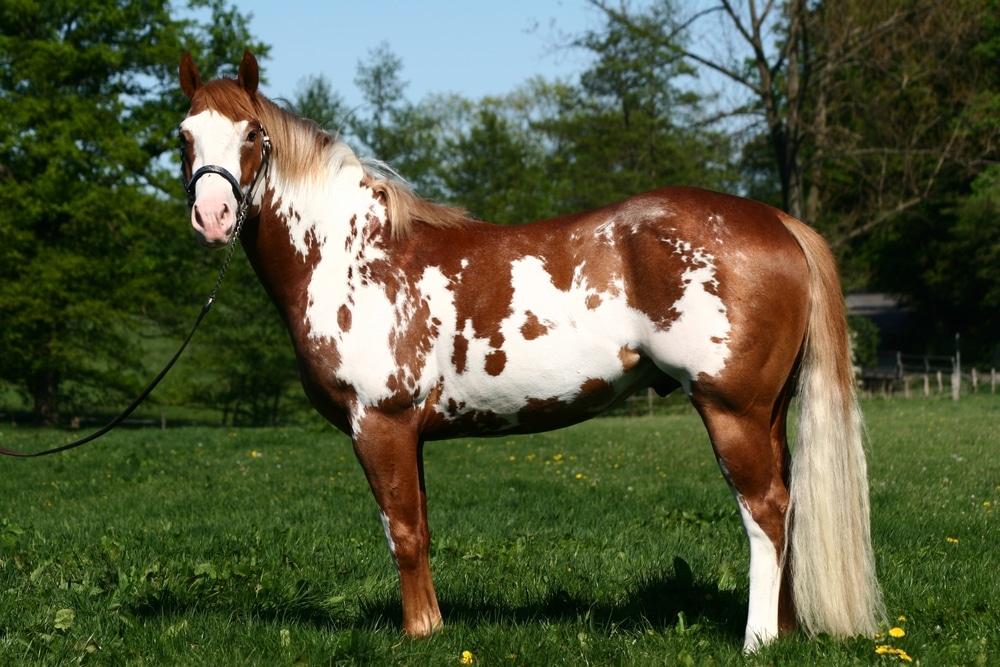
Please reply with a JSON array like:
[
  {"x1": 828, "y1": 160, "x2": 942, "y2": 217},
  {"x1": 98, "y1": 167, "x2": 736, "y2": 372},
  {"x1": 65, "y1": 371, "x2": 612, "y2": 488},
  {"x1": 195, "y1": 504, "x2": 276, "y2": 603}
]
[{"x1": 0, "y1": 397, "x2": 997, "y2": 665}]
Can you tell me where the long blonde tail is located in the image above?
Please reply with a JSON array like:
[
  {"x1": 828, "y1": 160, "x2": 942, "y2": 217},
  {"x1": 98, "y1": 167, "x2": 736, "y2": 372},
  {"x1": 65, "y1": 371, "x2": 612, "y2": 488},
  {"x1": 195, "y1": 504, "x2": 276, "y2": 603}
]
[{"x1": 781, "y1": 215, "x2": 885, "y2": 638}]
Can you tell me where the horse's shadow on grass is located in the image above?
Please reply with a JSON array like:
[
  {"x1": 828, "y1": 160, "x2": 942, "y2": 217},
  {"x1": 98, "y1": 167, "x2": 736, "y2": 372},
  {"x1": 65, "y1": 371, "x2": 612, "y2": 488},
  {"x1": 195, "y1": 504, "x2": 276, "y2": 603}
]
[
  {"x1": 127, "y1": 557, "x2": 745, "y2": 643},
  {"x1": 365, "y1": 556, "x2": 747, "y2": 642}
]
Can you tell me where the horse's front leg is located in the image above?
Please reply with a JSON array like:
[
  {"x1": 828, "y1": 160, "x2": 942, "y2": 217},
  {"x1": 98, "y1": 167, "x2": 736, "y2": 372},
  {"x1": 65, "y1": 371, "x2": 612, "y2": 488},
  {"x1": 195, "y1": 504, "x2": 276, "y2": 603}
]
[{"x1": 352, "y1": 411, "x2": 442, "y2": 637}]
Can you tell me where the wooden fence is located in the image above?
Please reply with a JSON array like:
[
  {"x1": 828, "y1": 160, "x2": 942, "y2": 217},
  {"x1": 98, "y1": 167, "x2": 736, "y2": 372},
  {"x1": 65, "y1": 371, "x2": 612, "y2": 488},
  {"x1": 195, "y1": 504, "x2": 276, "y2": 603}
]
[{"x1": 860, "y1": 351, "x2": 998, "y2": 398}]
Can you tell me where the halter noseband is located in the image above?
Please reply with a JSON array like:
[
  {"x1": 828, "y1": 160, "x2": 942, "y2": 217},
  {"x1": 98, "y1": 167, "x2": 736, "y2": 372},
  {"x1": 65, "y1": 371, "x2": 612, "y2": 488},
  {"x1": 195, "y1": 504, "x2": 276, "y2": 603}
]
[{"x1": 184, "y1": 126, "x2": 272, "y2": 212}]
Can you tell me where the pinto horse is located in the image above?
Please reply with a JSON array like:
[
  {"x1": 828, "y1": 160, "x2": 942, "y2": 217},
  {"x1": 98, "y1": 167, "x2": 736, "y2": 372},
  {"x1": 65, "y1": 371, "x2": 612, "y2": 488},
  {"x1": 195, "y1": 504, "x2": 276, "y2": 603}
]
[{"x1": 178, "y1": 51, "x2": 883, "y2": 651}]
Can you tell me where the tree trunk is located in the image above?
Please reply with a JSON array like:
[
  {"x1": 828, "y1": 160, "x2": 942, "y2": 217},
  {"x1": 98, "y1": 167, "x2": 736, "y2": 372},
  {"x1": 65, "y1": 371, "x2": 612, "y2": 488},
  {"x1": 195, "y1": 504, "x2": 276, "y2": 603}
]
[{"x1": 30, "y1": 369, "x2": 61, "y2": 426}]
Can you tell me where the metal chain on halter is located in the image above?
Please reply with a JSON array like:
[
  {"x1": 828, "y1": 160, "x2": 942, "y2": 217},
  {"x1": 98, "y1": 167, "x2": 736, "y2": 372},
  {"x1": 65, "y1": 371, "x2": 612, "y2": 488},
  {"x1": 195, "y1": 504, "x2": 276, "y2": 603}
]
[
  {"x1": 205, "y1": 126, "x2": 271, "y2": 307},
  {"x1": 0, "y1": 127, "x2": 272, "y2": 458},
  {"x1": 204, "y1": 201, "x2": 247, "y2": 308}
]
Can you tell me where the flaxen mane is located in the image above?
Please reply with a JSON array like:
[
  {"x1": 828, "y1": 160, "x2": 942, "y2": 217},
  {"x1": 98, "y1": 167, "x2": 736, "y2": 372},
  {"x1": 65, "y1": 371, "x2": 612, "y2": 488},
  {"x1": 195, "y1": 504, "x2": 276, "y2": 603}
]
[{"x1": 210, "y1": 79, "x2": 470, "y2": 239}]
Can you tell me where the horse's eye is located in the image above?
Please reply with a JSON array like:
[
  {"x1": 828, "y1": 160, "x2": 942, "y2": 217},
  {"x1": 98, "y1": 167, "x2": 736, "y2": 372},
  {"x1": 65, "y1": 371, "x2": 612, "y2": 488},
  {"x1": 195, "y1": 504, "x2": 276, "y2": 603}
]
[{"x1": 247, "y1": 130, "x2": 258, "y2": 143}]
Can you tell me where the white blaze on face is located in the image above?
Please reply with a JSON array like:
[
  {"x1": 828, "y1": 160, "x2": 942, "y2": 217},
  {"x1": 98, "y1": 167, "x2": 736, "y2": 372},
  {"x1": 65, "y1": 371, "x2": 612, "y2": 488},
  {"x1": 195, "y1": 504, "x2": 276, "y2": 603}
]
[{"x1": 181, "y1": 110, "x2": 249, "y2": 245}]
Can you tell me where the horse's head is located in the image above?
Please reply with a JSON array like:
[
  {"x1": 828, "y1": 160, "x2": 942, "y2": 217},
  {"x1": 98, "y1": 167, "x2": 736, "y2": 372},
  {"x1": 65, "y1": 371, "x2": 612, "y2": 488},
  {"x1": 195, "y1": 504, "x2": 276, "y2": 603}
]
[{"x1": 179, "y1": 51, "x2": 270, "y2": 247}]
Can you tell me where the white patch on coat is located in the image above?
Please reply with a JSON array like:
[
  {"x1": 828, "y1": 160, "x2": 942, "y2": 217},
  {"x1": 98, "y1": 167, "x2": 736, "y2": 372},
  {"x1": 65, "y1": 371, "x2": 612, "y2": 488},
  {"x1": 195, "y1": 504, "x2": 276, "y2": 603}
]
[
  {"x1": 286, "y1": 146, "x2": 371, "y2": 258},
  {"x1": 285, "y1": 167, "x2": 730, "y2": 421},
  {"x1": 286, "y1": 150, "x2": 457, "y2": 410},
  {"x1": 429, "y1": 254, "x2": 644, "y2": 422},
  {"x1": 646, "y1": 237, "x2": 729, "y2": 392}
]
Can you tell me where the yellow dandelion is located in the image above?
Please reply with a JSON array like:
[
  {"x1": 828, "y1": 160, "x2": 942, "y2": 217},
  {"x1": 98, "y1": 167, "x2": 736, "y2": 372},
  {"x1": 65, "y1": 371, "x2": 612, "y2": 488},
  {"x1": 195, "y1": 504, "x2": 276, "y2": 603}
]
[
  {"x1": 897, "y1": 615, "x2": 907, "y2": 622},
  {"x1": 889, "y1": 627, "x2": 906, "y2": 638},
  {"x1": 251, "y1": 450, "x2": 260, "y2": 458},
  {"x1": 946, "y1": 537, "x2": 959, "y2": 544},
  {"x1": 460, "y1": 649, "x2": 475, "y2": 665}
]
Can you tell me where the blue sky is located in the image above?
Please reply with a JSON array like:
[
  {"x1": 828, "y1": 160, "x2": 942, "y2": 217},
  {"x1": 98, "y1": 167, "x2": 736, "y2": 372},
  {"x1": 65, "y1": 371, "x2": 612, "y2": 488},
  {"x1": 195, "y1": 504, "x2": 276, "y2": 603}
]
[{"x1": 233, "y1": 0, "x2": 606, "y2": 107}]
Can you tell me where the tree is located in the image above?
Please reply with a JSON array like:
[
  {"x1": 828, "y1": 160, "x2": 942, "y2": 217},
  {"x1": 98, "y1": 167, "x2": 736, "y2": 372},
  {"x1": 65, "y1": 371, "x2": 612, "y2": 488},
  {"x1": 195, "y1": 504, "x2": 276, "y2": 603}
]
[
  {"x1": 535, "y1": 2, "x2": 733, "y2": 212},
  {"x1": 592, "y1": 1, "x2": 999, "y2": 240},
  {"x1": 349, "y1": 42, "x2": 453, "y2": 199},
  {"x1": 0, "y1": 0, "x2": 266, "y2": 424},
  {"x1": 588, "y1": 0, "x2": 1000, "y2": 363},
  {"x1": 442, "y1": 89, "x2": 565, "y2": 224},
  {"x1": 183, "y1": 259, "x2": 307, "y2": 426},
  {"x1": 290, "y1": 74, "x2": 348, "y2": 133}
]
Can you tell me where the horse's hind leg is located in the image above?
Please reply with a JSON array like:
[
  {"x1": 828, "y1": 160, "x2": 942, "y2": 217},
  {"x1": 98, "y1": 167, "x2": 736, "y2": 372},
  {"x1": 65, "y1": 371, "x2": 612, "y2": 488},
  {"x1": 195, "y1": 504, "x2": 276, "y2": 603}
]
[
  {"x1": 352, "y1": 413, "x2": 442, "y2": 637},
  {"x1": 691, "y1": 383, "x2": 796, "y2": 651}
]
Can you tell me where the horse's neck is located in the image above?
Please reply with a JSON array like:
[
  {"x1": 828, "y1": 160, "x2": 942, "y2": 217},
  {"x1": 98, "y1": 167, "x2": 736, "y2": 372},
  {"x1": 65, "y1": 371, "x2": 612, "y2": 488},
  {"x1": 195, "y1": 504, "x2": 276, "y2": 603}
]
[
  {"x1": 244, "y1": 160, "x2": 390, "y2": 326},
  {"x1": 270, "y1": 159, "x2": 388, "y2": 258}
]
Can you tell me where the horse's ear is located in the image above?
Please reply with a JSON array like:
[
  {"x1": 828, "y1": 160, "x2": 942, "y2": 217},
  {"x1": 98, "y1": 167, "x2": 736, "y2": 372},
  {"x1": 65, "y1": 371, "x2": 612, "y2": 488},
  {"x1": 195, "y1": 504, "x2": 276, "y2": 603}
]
[
  {"x1": 179, "y1": 52, "x2": 202, "y2": 100},
  {"x1": 238, "y1": 50, "x2": 259, "y2": 97}
]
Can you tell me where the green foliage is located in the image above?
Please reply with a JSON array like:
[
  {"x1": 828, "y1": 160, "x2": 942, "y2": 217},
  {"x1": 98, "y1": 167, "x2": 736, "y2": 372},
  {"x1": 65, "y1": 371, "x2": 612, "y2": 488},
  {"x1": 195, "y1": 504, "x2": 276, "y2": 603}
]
[
  {"x1": 289, "y1": 74, "x2": 347, "y2": 133},
  {"x1": 0, "y1": 400, "x2": 997, "y2": 664},
  {"x1": 184, "y1": 258, "x2": 308, "y2": 426},
  {"x1": 869, "y1": 165, "x2": 1000, "y2": 362},
  {"x1": 443, "y1": 101, "x2": 560, "y2": 224},
  {"x1": 350, "y1": 43, "x2": 452, "y2": 199},
  {"x1": 848, "y1": 314, "x2": 881, "y2": 369},
  {"x1": 0, "y1": 0, "x2": 267, "y2": 424}
]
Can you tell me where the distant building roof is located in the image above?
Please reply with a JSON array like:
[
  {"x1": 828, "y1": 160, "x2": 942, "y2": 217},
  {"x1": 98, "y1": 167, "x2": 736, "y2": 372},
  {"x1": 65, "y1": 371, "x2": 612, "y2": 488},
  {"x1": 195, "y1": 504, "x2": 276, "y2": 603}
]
[{"x1": 846, "y1": 292, "x2": 915, "y2": 348}]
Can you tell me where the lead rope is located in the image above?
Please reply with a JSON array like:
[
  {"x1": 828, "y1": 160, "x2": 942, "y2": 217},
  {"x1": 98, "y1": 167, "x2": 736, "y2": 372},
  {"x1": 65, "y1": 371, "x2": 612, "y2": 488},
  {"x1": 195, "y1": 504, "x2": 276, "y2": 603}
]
[{"x1": 0, "y1": 134, "x2": 269, "y2": 458}]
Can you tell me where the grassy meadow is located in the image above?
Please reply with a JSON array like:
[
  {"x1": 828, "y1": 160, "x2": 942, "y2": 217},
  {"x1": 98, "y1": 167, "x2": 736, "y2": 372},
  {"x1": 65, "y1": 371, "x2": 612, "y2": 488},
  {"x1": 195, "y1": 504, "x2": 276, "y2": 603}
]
[{"x1": 0, "y1": 397, "x2": 997, "y2": 665}]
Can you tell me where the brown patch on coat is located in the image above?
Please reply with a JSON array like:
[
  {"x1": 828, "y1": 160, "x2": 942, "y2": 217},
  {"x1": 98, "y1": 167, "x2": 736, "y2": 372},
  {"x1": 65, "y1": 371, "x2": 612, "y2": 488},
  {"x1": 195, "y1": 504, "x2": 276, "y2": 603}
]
[
  {"x1": 484, "y1": 350, "x2": 507, "y2": 377},
  {"x1": 452, "y1": 334, "x2": 469, "y2": 374},
  {"x1": 520, "y1": 311, "x2": 550, "y2": 340},
  {"x1": 338, "y1": 304, "x2": 352, "y2": 332}
]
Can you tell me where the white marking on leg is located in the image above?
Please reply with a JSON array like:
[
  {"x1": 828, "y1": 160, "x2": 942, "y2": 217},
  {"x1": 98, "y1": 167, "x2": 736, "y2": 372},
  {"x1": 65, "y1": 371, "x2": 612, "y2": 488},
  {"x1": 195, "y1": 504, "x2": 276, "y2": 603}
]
[
  {"x1": 379, "y1": 511, "x2": 399, "y2": 571},
  {"x1": 736, "y1": 494, "x2": 781, "y2": 652}
]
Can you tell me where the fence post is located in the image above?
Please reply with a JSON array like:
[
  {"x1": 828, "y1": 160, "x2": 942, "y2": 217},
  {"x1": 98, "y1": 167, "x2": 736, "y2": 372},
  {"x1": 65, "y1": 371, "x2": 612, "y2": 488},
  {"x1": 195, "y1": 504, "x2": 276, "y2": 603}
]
[
  {"x1": 952, "y1": 335, "x2": 961, "y2": 401},
  {"x1": 937, "y1": 370, "x2": 944, "y2": 395},
  {"x1": 972, "y1": 368, "x2": 978, "y2": 394},
  {"x1": 923, "y1": 373, "x2": 930, "y2": 397}
]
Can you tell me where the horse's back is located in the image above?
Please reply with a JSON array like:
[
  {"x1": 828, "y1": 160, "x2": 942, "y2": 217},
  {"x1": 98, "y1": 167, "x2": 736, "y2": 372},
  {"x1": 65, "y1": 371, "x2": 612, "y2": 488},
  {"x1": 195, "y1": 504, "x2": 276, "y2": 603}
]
[{"x1": 409, "y1": 187, "x2": 811, "y2": 435}]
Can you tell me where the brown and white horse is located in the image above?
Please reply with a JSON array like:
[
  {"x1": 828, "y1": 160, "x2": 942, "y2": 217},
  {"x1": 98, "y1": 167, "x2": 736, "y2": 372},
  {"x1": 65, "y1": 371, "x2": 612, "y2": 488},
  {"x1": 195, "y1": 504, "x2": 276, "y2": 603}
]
[{"x1": 178, "y1": 51, "x2": 883, "y2": 651}]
